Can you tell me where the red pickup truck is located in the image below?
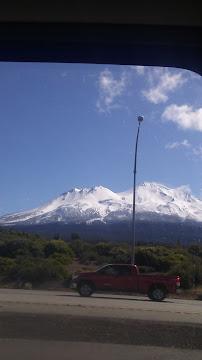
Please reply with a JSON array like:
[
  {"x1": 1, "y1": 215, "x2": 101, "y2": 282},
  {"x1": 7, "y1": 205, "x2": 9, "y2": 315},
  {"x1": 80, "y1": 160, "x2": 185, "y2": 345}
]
[{"x1": 72, "y1": 264, "x2": 180, "y2": 301}]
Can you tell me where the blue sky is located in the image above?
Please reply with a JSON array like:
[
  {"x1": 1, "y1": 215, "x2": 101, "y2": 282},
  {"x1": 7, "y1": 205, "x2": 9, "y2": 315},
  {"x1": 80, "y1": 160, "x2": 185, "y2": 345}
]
[{"x1": 0, "y1": 62, "x2": 202, "y2": 214}]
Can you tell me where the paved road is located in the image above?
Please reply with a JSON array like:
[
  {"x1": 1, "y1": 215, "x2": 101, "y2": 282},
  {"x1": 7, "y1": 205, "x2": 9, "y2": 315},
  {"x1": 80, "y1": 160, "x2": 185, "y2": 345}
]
[
  {"x1": 0, "y1": 289, "x2": 202, "y2": 350},
  {"x1": 1, "y1": 340, "x2": 202, "y2": 360},
  {"x1": 0, "y1": 288, "x2": 201, "y2": 324}
]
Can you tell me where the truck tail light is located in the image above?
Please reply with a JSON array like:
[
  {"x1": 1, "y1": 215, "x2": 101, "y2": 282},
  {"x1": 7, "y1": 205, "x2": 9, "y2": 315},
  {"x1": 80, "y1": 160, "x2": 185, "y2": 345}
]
[{"x1": 176, "y1": 276, "x2": 180, "y2": 288}]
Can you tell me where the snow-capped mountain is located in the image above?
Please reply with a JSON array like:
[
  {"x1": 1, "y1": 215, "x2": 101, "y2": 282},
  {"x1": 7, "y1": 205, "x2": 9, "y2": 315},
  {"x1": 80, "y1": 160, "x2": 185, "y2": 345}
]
[{"x1": 1, "y1": 182, "x2": 202, "y2": 226}]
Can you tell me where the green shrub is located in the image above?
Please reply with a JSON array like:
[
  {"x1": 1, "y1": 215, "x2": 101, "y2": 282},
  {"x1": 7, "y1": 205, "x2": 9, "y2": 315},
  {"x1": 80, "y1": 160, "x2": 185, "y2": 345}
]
[
  {"x1": 80, "y1": 250, "x2": 97, "y2": 264},
  {"x1": 0, "y1": 257, "x2": 16, "y2": 276},
  {"x1": 168, "y1": 262, "x2": 194, "y2": 289},
  {"x1": 0, "y1": 239, "x2": 45, "y2": 258},
  {"x1": 50, "y1": 253, "x2": 72, "y2": 265},
  {"x1": 95, "y1": 255, "x2": 113, "y2": 266},
  {"x1": 10, "y1": 258, "x2": 69, "y2": 284},
  {"x1": 139, "y1": 266, "x2": 155, "y2": 273},
  {"x1": 109, "y1": 246, "x2": 130, "y2": 264},
  {"x1": 135, "y1": 247, "x2": 169, "y2": 271},
  {"x1": 135, "y1": 246, "x2": 190, "y2": 273},
  {"x1": 44, "y1": 240, "x2": 73, "y2": 258},
  {"x1": 70, "y1": 239, "x2": 87, "y2": 258},
  {"x1": 95, "y1": 243, "x2": 112, "y2": 256}
]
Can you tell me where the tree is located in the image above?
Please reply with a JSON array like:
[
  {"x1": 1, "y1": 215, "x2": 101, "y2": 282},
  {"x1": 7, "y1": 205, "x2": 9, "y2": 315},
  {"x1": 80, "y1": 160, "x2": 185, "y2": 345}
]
[
  {"x1": 95, "y1": 242, "x2": 111, "y2": 256},
  {"x1": 44, "y1": 240, "x2": 73, "y2": 259}
]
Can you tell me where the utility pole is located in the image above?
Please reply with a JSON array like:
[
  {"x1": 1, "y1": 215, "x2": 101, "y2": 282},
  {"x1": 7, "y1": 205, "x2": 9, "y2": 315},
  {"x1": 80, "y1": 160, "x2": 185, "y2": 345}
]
[{"x1": 131, "y1": 115, "x2": 144, "y2": 265}]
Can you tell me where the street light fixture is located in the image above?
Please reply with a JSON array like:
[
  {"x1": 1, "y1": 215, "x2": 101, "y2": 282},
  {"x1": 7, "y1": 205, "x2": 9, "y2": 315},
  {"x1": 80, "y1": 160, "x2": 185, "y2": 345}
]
[{"x1": 131, "y1": 115, "x2": 144, "y2": 265}]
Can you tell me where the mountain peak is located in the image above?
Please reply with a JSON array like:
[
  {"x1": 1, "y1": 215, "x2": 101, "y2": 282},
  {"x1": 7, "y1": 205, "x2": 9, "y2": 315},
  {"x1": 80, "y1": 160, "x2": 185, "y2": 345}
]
[
  {"x1": 140, "y1": 182, "x2": 169, "y2": 190},
  {"x1": 1, "y1": 182, "x2": 202, "y2": 226},
  {"x1": 69, "y1": 187, "x2": 82, "y2": 193},
  {"x1": 89, "y1": 185, "x2": 114, "y2": 194}
]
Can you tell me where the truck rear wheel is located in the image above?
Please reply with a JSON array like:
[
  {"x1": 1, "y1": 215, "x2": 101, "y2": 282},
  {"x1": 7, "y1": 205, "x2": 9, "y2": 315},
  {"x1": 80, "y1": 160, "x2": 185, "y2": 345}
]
[
  {"x1": 148, "y1": 286, "x2": 166, "y2": 301},
  {"x1": 78, "y1": 282, "x2": 94, "y2": 297}
]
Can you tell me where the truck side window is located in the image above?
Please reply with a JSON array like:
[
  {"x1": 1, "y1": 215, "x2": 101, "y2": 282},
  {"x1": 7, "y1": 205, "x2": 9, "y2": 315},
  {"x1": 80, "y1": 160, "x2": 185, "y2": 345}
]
[
  {"x1": 116, "y1": 266, "x2": 132, "y2": 276},
  {"x1": 98, "y1": 265, "x2": 118, "y2": 276}
]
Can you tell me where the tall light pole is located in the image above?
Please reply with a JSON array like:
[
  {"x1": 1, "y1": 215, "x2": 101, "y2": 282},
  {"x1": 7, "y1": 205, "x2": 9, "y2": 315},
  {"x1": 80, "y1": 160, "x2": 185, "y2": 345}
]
[{"x1": 131, "y1": 115, "x2": 144, "y2": 265}]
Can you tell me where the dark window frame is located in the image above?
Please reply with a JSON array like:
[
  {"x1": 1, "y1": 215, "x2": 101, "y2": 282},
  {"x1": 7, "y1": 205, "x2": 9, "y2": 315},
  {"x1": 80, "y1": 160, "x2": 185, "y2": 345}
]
[{"x1": 0, "y1": 23, "x2": 201, "y2": 75}]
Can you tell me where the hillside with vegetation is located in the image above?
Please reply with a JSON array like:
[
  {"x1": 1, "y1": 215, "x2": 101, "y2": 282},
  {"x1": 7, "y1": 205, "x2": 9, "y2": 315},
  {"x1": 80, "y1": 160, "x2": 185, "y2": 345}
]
[
  {"x1": 0, "y1": 228, "x2": 202, "y2": 292},
  {"x1": 0, "y1": 228, "x2": 73, "y2": 288}
]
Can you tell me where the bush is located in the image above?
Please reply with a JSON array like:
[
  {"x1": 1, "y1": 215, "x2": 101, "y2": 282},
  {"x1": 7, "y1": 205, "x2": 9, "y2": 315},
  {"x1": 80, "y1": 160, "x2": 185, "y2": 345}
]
[
  {"x1": 192, "y1": 263, "x2": 202, "y2": 285},
  {"x1": 80, "y1": 250, "x2": 97, "y2": 264},
  {"x1": 136, "y1": 247, "x2": 169, "y2": 271},
  {"x1": 44, "y1": 240, "x2": 73, "y2": 259},
  {"x1": 9, "y1": 258, "x2": 69, "y2": 284},
  {"x1": 135, "y1": 246, "x2": 189, "y2": 273},
  {"x1": 168, "y1": 262, "x2": 195, "y2": 289},
  {"x1": 50, "y1": 253, "x2": 72, "y2": 265},
  {"x1": 109, "y1": 246, "x2": 130, "y2": 264},
  {"x1": 0, "y1": 257, "x2": 16, "y2": 276},
  {"x1": 0, "y1": 239, "x2": 45, "y2": 258},
  {"x1": 95, "y1": 255, "x2": 113, "y2": 266},
  {"x1": 70, "y1": 239, "x2": 87, "y2": 258},
  {"x1": 188, "y1": 245, "x2": 202, "y2": 257},
  {"x1": 0, "y1": 227, "x2": 202, "y2": 290},
  {"x1": 139, "y1": 266, "x2": 155, "y2": 273},
  {"x1": 95, "y1": 243, "x2": 112, "y2": 256}
]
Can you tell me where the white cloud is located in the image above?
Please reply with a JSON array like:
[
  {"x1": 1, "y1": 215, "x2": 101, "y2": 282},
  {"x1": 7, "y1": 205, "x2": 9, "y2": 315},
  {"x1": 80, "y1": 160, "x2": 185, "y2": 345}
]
[
  {"x1": 162, "y1": 104, "x2": 202, "y2": 131},
  {"x1": 188, "y1": 71, "x2": 201, "y2": 80},
  {"x1": 96, "y1": 69, "x2": 128, "y2": 112},
  {"x1": 142, "y1": 68, "x2": 187, "y2": 104},
  {"x1": 165, "y1": 139, "x2": 191, "y2": 150},
  {"x1": 165, "y1": 136, "x2": 202, "y2": 161},
  {"x1": 193, "y1": 145, "x2": 202, "y2": 158},
  {"x1": 130, "y1": 65, "x2": 145, "y2": 75}
]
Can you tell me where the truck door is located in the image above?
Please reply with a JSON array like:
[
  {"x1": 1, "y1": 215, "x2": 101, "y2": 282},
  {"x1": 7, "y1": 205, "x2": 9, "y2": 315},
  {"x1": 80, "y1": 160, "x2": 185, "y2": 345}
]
[
  {"x1": 113, "y1": 265, "x2": 138, "y2": 292},
  {"x1": 95, "y1": 265, "x2": 119, "y2": 290}
]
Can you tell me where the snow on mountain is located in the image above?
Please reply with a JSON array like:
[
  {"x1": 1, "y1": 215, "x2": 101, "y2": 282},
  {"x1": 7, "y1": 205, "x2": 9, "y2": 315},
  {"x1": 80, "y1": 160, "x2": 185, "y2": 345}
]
[
  {"x1": 135, "y1": 183, "x2": 202, "y2": 221},
  {"x1": 1, "y1": 182, "x2": 202, "y2": 226}
]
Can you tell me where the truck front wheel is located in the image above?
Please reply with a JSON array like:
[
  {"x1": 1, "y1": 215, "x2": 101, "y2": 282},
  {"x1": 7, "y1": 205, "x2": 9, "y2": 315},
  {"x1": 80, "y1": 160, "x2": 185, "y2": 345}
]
[
  {"x1": 78, "y1": 282, "x2": 94, "y2": 297},
  {"x1": 148, "y1": 286, "x2": 167, "y2": 301}
]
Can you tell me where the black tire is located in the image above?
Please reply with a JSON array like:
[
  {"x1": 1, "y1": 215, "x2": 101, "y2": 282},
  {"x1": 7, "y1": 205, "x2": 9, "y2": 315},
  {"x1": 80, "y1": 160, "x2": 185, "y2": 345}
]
[
  {"x1": 148, "y1": 286, "x2": 167, "y2": 301},
  {"x1": 78, "y1": 282, "x2": 94, "y2": 297}
]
